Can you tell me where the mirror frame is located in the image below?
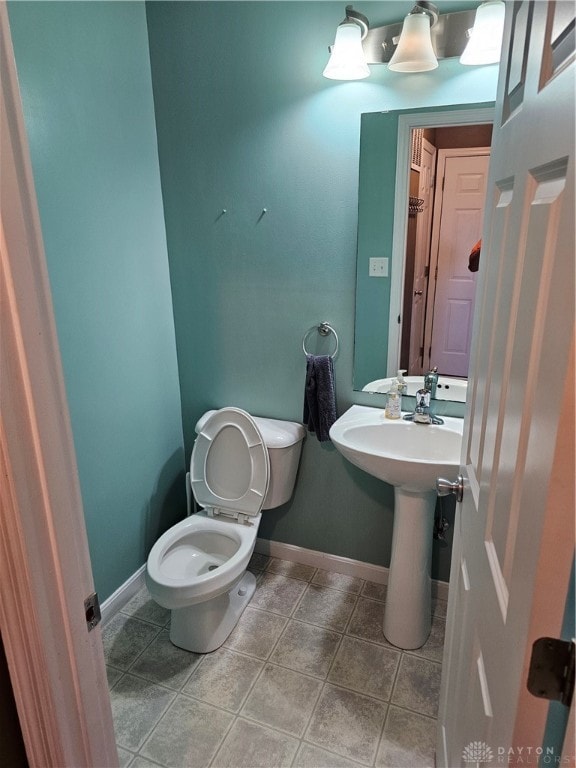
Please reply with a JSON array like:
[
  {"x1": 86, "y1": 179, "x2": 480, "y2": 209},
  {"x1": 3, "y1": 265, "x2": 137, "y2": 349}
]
[{"x1": 353, "y1": 102, "x2": 495, "y2": 399}]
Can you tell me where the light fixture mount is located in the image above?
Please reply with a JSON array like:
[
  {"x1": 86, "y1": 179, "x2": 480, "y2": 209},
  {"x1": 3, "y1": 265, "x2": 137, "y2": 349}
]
[
  {"x1": 409, "y1": 2, "x2": 439, "y2": 28},
  {"x1": 341, "y1": 6, "x2": 369, "y2": 41}
]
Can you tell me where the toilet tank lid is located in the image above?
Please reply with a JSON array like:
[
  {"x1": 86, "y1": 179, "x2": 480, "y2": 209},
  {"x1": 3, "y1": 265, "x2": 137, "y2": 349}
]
[{"x1": 195, "y1": 410, "x2": 305, "y2": 448}]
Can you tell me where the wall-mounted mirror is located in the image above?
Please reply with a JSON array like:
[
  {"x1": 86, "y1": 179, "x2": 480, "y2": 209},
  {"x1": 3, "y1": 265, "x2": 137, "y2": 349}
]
[{"x1": 353, "y1": 103, "x2": 495, "y2": 402}]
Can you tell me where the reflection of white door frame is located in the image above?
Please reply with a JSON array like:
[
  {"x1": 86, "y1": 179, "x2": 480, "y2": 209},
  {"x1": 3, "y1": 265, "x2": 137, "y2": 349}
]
[
  {"x1": 388, "y1": 107, "x2": 495, "y2": 377},
  {"x1": 408, "y1": 138, "x2": 436, "y2": 375},
  {"x1": 1, "y1": 8, "x2": 118, "y2": 765},
  {"x1": 424, "y1": 147, "x2": 490, "y2": 375}
]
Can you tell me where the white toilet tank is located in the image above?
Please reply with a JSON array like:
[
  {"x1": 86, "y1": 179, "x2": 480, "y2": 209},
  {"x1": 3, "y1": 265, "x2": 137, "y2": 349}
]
[{"x1": 194, "y1": 411, "x2": 305, "y2": 510}]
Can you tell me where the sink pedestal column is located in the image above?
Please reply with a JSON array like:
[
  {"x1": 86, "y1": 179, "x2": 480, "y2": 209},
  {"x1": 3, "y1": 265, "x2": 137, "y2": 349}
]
[{"x1": 383, "y1": 487, "x2": 436, "y2": 649}]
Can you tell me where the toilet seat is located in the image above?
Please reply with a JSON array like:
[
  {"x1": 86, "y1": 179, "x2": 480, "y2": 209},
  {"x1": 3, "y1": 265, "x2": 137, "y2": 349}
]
[{"x1": 191, "y1": 407, "x2": 270, "y2": 520}]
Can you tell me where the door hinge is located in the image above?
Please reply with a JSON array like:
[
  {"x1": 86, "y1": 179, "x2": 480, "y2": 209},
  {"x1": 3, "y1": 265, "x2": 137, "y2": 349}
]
[
  {"x1": 527, "y1": 637, "x2": 575, "y2": 707},
  {"x1": 424, "y1": 265, "x2": 430, "y2": 278},
  {"x1": 84, "y1": 592, "x2": 101, "y2": 632}
]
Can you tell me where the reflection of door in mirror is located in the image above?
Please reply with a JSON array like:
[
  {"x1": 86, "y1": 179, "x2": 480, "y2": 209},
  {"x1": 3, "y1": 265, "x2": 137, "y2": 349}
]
[
  {"x1": 400, "y1": 125, "x2": 492, "y2": 378},
  {"x1": 403, "y1": 133, "x2": 436, "y2": 375},
  {"x1": 427, "y1": 149, "x2": 490, "y2": 376}
]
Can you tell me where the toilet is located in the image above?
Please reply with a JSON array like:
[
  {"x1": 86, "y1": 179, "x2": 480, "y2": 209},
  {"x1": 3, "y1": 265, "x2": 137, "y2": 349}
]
[{"x1": 146, "y1": 407, "x2": 305, "y2": 653}]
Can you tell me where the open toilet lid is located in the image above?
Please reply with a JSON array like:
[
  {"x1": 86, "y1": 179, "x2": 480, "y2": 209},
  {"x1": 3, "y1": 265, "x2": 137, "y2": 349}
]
[{"x1": 190, "y1": 407, "x2": 270, "y2": 516}]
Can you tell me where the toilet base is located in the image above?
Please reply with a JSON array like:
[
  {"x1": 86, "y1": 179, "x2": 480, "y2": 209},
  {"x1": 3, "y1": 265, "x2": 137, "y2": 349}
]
[{"x1": 169, "y1": 571, "x2": 257, "y2": 653}]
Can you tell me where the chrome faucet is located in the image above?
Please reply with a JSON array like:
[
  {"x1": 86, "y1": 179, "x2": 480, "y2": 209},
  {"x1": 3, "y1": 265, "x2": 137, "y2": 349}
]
[
  {"x1": 403, "y1": 367, "x2": 444, "y2": 425},
  {"x1": 424, "y1": 366, "x2": 438, "y2": 399}
]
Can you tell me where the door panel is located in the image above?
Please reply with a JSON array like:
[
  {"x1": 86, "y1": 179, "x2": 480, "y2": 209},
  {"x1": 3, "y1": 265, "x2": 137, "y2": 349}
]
[{"x1": 438, "y1": 1, "x2": 575, "y2": 763}]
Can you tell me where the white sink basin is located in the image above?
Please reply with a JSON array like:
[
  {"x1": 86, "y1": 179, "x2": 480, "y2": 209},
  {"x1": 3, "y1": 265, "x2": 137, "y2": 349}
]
[
  {"x1": 330, "y1": 405, "x2": 464, "y2": 650},
  {"x1": 329, "y1": 405, "x2": 463, "y2": 491}
]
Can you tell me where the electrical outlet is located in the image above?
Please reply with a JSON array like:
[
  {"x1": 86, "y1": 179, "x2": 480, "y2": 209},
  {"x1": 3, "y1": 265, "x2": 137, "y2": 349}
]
[{"x1": 369, "y1": 257, "x2": 388, "y2": 277}]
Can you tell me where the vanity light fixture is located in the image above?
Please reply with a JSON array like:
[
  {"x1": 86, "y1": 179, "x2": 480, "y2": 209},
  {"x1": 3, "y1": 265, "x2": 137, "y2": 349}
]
[
  {"x1": 323, "y1": 1, "x2": 505, "y2": 80},
  {"x1": 322, "y1": 6, "x2": 370, "y2": 80},
  {"x1": 460, "y1": 0, "x2": 506, "y2": 66},
  {"x1": 388, "y1": 3, "x2": 439, "y2": 72}
]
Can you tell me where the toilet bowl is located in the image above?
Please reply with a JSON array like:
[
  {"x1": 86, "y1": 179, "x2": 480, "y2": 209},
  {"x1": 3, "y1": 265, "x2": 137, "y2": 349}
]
[{"x1": 146, "y1": 407, "x2": 305, "y2": 653}]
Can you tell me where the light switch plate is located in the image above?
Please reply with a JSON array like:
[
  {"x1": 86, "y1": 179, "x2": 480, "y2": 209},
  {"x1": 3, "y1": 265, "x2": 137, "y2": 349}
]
[{"x1": 369, "y1": 257, "x2": 388, "y2": 277}]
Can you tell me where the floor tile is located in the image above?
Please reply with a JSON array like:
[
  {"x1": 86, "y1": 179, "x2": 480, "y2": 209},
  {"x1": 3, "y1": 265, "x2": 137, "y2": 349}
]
[
  {"x1": 408, "y1": 614, "x2": 446, "y2": 663},
  {"x1": 361, "y1": 581, "x2": 388, "y2": 602},
  {"x1": 293, "y1": 742, "x2": 365, "y2": 768},
  {"x1": 293, "y1": 584, "x2": 356, "y2": 631},
  {"x1": 212, "y1": 717, "x2": 299, "y2": 768},
  {"x1": 328, "y1": 636, "x2": 400, "y2": 701},
  {"x1": 223, "y1": 606, "x2": 287, "y2": 659},
  {"x1": 183, "y1": 647, "x2": 263, "y2": 712},
  {"x1": 129, "y1": 757, "x2": 163, "y2": 768},
  {"x1": 312, "y1": 569, "x2": 364, "y2": 594},
  {"x1": 375, "y1": 705, "x2": 436, "y2": 768},
  {"x1": 129, "y1": 629, "x2": 202, "y2": 689},
  {"x1": 346, "y1": 596, "x2": 388, "y2": 645},
  {"x1": 266, "y1": 557, "x2": 316, "y2": 581},
  {"x1": 241, "y1": 663, "x2": 322, "y2": 737},
  {"x1": 391, "y1": 654, "x2": 442, "y2": 718},
  {"x1": 249, "y1": 572, "x2": 307, "y2": 615},
  {"x1": 110, "y1": 674, "x2": 176, "y2": 752},
  {"x1": 305, "y1": 684, "x2": 388, "y2": 765},
  {"x1": 432, "y1": 596, "x2": 448, "y2": 618},
  {"x1": 121, "y1": 588, "x2": 170, "y2": 627},
  {"x1": 269, "y1": 619, "x2": 342, "y2": 678},
  {"x1": 116, "y1": 746, "x2": 133, "y2": 767},
  {"x1": 140, "y1": 695, "x2": 233, "y2": 768},
  {"x1": 248, "y1": 552, "x2": 270, "y2": 573},
  {"x1": 104, "y1": 614, "x2": 161, "y2": 670},
  {"x1": 107, "y1": 665, "x2": 124, "y2": 688}
]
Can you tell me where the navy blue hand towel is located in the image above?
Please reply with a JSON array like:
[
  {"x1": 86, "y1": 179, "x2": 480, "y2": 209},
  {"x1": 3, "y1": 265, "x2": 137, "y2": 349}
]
[{"x1": 303, "y1": 354, "x2": 337, "y2": 442}]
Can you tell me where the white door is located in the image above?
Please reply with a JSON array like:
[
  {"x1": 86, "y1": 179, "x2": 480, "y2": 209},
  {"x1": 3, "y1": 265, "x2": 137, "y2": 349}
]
[
  {"x1": 438, "y1": 2, "x2": 575, "y2": 764},
  {"x1": 1, "y1": 9, "x2": 118, "y2": 766},
  {"x1": 408, "y1": 138, "x2": 436, "y2": 375},
  {"x1": 427, "y1": 150, "x2": 490, "y2": 376}
]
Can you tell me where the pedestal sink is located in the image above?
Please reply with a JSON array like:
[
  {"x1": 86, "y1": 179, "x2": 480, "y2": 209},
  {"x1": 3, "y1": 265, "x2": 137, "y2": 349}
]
[{"x1": 329, "y1": 405, "x2": 463, "y2": 649}]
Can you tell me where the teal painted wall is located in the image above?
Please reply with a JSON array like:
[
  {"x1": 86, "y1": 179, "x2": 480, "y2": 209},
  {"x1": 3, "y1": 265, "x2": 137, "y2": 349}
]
[
  {"x1": 9, "y1": 1, "x2": 186, "y2": 601},
  {"x1": 146, "y1": 1, "x2": 498, "y2": 581}
]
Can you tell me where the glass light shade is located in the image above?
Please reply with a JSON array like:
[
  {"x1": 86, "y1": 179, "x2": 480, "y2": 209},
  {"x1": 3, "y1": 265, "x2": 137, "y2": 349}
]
[
  {"x1": 388, "y1": 12, "x2": 438, "y2": 72},
  {"x1": 460, "y1": 1, "x2": 505, "y2": 65},
  {"x1": 323, "y1": 22, "x2": 370, "y2": 80}
]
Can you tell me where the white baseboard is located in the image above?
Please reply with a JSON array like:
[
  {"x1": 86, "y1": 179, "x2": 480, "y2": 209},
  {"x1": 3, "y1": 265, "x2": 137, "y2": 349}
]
[
  {"x1": 255, "y1": 537, "x2": 449, "y2": 601},
  {"x1": 101, "y1": 540, "x2": 449, "y2": 626},
  {"x1": 100, "y1": 564, "x2": 146, "y2": 626}
]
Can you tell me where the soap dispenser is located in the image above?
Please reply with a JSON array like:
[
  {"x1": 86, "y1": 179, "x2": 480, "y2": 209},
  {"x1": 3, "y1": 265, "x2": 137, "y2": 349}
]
[{"x1": 385, "y1": 380, "x2": 402, "y2": 420}]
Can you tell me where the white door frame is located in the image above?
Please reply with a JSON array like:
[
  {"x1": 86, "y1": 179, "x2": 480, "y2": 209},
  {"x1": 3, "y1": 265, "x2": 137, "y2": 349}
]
[{"x1": 0, "y1": 7, "x2": 118, "y2": 765}]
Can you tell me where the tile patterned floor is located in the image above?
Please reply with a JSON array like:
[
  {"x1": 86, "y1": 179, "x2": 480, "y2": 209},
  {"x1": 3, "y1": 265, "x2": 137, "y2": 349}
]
[{"x1": 104, "y1": 555, "x2": 447, "y2": 768}]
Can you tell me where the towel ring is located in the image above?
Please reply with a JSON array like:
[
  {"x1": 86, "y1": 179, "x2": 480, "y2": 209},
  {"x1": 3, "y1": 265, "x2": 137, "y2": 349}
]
[{"x1": 302, "y1": 322, "x2": 339, "y2": 359}]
